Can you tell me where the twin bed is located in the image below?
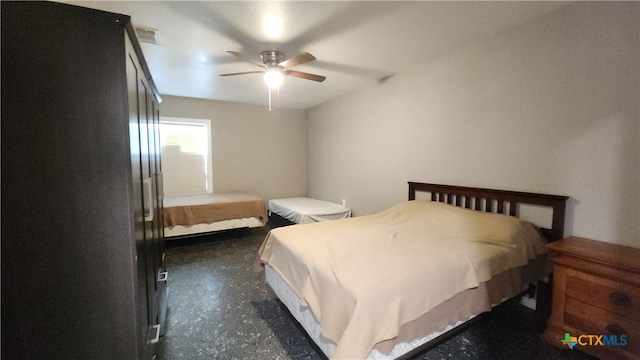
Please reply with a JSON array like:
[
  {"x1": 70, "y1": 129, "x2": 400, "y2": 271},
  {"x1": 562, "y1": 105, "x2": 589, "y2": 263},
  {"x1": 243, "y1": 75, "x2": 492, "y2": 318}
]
[
  {"x1": 253, "y1": 182, "x2": 569, "y2": 359},
  {"x1": 163, "y1": 192, "x2": 268, "y2": 237},
  {"x1": 268, "y1": 197, "x2": 351, "y2": 224}
]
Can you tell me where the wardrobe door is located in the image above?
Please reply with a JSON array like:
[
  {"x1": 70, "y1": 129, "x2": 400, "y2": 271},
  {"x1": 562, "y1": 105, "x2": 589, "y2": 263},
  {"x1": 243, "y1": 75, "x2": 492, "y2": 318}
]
[
  {"x1": 124, "y1": 17, "x2": 166, "y2": 357},
  {"x1": 145, "y1": 90, "x2": 161, "y2": 281},
  {"x1": 151, "y1": 100, "x2": 169, "y2": 334},
  {"x1": 126, "y1": 35, "x2": 158, "y2": 359},
  {"x1": 142, "y1": 76, "x2": 165, "y2": 342}
]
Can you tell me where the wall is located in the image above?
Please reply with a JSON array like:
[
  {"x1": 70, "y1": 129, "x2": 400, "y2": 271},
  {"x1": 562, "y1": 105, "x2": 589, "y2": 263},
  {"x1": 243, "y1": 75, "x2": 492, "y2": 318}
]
[
  {"x1": 307, "y1": 2, "x2": 639, "y2": 248},
  {"x1": 161, "y1": 96, "x2": 307, "y2": 200}
]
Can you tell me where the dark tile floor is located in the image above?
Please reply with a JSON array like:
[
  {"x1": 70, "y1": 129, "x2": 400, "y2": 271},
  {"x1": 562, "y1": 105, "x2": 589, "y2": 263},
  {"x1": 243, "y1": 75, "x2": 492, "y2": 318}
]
[{"x1": 157, "y1": 227, "x2": 596, "y2": 360}]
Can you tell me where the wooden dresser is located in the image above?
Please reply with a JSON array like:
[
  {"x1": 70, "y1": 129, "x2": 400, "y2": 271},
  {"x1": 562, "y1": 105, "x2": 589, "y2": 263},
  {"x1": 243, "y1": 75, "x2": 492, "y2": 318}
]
[{"x1": 542, "y1": 237, "x2": 640, "y2": 360}]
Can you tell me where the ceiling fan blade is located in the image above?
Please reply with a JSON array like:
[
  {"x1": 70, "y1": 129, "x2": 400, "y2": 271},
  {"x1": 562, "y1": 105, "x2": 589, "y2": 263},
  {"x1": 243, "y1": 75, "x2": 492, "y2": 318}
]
[
  {"x1": 219, "y1": 71, "x2": 264, "y2": 77},
  {"x1": 226, "y1": 51, "x2": 266, "y2": 68},
  {"x1": 284, "y1": 70, "x2": 326, "y2": 82},
  {"x1": 279, "y1": 52, "x2": 316, "y2": 68}
]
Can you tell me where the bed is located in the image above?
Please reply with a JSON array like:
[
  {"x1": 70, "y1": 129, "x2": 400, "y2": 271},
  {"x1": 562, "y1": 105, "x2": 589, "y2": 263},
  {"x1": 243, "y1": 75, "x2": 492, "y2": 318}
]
[
  {"x1": 268, "y1": 197, "x2": 352, "y2": 224},
  {"x1": 253, "y1": 182, "x2": 568, "y2": 359},
  {"x1": 163, "y1": 192, "x2": 268, "y2": 238}
]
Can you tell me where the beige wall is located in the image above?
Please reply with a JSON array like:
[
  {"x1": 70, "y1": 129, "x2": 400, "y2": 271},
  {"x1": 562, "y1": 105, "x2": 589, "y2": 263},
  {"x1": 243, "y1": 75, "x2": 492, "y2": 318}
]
[
  {"x1": 160, "y1": 96, "x2": 307, "y2": 200},
  {"x1": 307, "y1": 2, "x2": 639, "y2": 247}
]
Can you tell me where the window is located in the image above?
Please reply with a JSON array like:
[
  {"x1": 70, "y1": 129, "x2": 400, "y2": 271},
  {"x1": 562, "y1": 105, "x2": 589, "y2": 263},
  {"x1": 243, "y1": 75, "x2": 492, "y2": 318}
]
[{"x1": 159, "y1": 117, "x2": 213, "y2": 195}]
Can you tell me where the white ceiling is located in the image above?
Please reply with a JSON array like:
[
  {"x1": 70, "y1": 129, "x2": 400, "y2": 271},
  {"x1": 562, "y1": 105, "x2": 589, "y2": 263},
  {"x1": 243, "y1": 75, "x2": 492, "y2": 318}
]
[{"x1": 68, "y1": 1, "x2": 570, "y2": 109}]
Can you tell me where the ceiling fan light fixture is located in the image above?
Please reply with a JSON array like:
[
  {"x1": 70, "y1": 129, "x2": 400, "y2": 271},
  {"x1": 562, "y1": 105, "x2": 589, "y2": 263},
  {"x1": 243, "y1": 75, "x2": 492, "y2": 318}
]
[
  {"x1": 221, "y1": 50, "x2": 325, "y2": 110},
  {"x1": 264, "y1": 68, "x2": 284, "y2": 88}
]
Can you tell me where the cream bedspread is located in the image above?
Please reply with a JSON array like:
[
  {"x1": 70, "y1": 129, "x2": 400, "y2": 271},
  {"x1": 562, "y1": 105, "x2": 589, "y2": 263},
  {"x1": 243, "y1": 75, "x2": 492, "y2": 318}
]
[{"x1": 254, "y1": 200, "x2": 548, "y2": 359}]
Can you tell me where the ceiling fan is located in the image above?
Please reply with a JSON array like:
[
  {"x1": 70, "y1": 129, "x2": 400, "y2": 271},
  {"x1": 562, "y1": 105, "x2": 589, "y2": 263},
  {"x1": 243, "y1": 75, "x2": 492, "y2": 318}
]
[{"x1": 220, "y1": 50, "x2": 326, "y2": 88}]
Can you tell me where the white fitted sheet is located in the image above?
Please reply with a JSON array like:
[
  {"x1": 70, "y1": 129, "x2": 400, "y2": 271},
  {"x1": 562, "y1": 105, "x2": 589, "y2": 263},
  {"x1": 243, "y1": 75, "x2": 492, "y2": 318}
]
[
  {"x1": 164, "y1": 217, "x2": 263, "y2": 238},
  {"x1": 268, "y1": 197, "x2": 351, "y2": 224}
]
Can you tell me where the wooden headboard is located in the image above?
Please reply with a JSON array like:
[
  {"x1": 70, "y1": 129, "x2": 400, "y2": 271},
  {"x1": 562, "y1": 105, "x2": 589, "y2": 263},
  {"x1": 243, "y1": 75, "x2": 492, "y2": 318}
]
[{"x1": 408, "y1": 182, "x2": 569, "y2": 242}]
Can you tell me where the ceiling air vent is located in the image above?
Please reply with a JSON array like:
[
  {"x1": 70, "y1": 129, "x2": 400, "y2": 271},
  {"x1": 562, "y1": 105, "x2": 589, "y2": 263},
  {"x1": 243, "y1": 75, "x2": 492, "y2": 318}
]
[{"x1": 134, "y1": 26, "x2": 160, "y2": 45}]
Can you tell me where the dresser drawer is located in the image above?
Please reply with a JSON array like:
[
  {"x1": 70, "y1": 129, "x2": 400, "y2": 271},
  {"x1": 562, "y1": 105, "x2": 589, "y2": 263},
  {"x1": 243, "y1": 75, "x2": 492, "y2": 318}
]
[
  {"x1": 565, "y1": 297, "x2": 640, "y2": 356},
  {"x1": 566, "y1": 269, "x2": 640, "y2": 319}
]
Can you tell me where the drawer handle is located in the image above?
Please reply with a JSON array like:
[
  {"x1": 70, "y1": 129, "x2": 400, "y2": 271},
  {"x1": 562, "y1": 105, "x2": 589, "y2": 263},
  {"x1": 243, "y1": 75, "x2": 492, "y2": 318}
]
[
  {"x1": 606, "y1": 324, "x2": 625, "y2": 335},
  {"x1": 150, "y1": 324, "x2": 161, "y2": 344},
  {"x1": 609, "y1": 292, "x2": 631, "y2": 306}
]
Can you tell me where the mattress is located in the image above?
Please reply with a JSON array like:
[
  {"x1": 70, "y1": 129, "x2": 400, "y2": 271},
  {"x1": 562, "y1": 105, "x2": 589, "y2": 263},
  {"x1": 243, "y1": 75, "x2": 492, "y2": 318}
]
[
  {"x1": 268, "y1": 197, "x2": 351, "y2": 224},
  {"x1": 265, "y1": 254, "x2": 550, "y2": 359}
]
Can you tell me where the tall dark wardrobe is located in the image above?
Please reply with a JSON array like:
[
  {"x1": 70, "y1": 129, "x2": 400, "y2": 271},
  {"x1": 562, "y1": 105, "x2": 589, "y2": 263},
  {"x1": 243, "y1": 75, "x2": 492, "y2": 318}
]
[{"x1": 2, "y1": 2, "x2": 168, "y2": 359}]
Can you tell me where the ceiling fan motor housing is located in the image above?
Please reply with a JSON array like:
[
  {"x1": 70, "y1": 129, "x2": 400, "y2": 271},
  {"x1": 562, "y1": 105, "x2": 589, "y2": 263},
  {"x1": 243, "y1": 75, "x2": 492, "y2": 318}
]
[{"x1": 260, "y1": 50, "x2": 286, "y2": 66}]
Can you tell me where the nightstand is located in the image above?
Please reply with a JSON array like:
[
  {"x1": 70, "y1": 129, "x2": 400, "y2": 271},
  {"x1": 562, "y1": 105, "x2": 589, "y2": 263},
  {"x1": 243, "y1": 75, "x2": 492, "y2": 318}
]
[{"x1": 542, "y1": 237, "x2": 640, "y2": 360}]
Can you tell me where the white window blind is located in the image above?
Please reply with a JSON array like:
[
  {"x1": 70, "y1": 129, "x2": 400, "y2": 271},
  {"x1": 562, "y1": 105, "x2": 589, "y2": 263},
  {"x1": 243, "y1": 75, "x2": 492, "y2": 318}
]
[{"x1": 159, "y1": 117, "x2": 213, "y2": 196}]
